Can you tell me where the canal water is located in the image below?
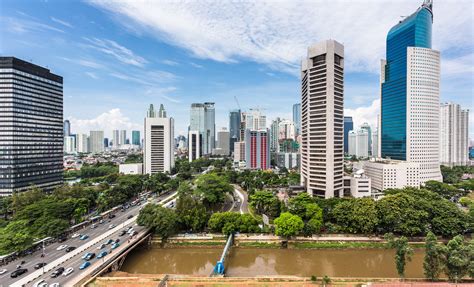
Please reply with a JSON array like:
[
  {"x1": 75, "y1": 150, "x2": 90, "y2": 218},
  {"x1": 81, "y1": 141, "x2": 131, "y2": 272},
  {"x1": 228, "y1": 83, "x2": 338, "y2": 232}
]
[{"x1": 120, "y1": 247, "x2": 426, "y2": 278}]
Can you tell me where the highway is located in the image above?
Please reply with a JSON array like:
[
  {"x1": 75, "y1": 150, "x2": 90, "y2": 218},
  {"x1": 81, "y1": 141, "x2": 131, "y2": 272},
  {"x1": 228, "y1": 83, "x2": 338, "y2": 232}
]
[{"x1": 2, "y1": 191, "x2": 176, "y2": 287}]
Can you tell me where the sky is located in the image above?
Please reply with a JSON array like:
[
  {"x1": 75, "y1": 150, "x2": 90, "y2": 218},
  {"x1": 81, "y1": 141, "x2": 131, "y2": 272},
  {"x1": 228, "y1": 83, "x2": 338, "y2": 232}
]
[{"x1": 0, "y1": 0, "x2": 472, "y2": 139}]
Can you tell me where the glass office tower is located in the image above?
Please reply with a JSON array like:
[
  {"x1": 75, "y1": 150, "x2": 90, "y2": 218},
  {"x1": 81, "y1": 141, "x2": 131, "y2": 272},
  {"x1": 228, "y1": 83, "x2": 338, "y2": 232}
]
[{"x1": 381, "y1": 0, "x2": 441, "y2": 182}]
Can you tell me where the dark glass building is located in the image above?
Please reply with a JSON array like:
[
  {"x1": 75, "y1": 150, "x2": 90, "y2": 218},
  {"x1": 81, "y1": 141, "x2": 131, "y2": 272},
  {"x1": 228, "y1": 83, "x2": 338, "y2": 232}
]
[
  {"x1": 0, "y1": 57, "x2": 63, "y2": 196},
  {"x1": 343, "y1": 116, "x2": 353, "y2": 154},
  {"x1": 132, "y1": 130, "x2": 141, "y2": 146},
  {"x1": 381, "y1": 0, "x2": 433, "y2": 160},
  {"x1": 229, "y1": 109, "x2": 241, "y2": 153}
]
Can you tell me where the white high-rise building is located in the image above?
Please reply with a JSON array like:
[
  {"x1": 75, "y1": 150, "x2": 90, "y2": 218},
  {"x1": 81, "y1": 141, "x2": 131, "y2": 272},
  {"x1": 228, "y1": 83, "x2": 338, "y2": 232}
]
[
  {"x1": 372, "y1": 129, "x2": 379, "y2": 158},
  {"x1": 214, "y1": 128, "x2": 230, "y2": 156},
  {"x1": 64, "y1": 136, "x2": 76, "y2": 154},
  {"x1": 144, "y1": 104, "x2": 174, "y2": 174},
  {"x1": 356, "y1": 129, "x2": 369, "y2": 158},
  {"x1": 233, "y1": 141, "x2": 245, "y2": 163},
  {"x1": 120, "y1": 130, "x2": 127, "y2": 146},
  {"x1": 89, "y1": 131, "x2": 104, "y2": 154},
  {"x1": 348, "y1": 131, "x2": 357, "y2": 156},
  {"x1": 439, "y1": 102, "x2": 469, "y2": 166},
  {"x1": 112, "y1": 130, "x2": 120, "y2": 148},
  {"x1": 278, "y1": 119, "x2": 296, "y2": 141},
  {"x1": 77, "y1": 134, "x2": 89, "y2": 153},
  {"x1": 270, "y1": 117, "x2": 281, "y2": 152},
  {"x1": 246, "y1": 109, "x2": 266, "y2": 130},
  {"x1": 301, "y1": 40, "x2": 344, "y2": 198},
  {"x1": 188, "y1": 130, "x2": 201, "y2": 162}
]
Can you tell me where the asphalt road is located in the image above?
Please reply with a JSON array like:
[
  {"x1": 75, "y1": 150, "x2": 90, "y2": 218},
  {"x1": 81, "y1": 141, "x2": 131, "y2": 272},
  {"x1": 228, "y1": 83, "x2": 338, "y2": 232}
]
[
  {"x1": 2, "y1": 192, "x2": 173, "y2": 287},
  {"x1": 233, "y1": 185, "x2": 249, "y2": 214}
]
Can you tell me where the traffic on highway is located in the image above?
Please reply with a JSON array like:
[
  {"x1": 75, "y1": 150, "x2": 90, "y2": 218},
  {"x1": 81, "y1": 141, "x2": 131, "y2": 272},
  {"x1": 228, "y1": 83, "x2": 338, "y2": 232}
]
[{"x1": 1, "y1": 192, "x2": 174, "y2": 287}]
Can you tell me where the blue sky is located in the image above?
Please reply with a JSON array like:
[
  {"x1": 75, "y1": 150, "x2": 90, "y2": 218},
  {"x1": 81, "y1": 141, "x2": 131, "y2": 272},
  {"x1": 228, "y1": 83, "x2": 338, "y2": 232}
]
[{"x1": 0, "y1": 0, "x2": 472, "y2": 139}]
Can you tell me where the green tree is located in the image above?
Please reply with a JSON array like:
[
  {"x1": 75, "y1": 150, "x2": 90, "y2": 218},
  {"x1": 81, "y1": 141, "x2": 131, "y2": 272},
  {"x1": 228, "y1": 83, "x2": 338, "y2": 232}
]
[
  {"x1": 444, "y1": 235, "x2": 469, "y2": 282},
  {"x1": 0, "y1": 220, "x2": 34, "y2": 254},
  {"x1": 175, "y1": 192, "x2": 209, "y2": 232},
  {"x1": 274, "y1": 212, "x2": 304, "y2": 238},
  {"x1": 468, "y1": 239, "x2": 474, "y2": 278},
  {"x1": 423, "y1": 232, "x2": 445, "y2": 281},
  {"x1": 208, "y1": 212, "x2": 259, "y2": 234},
  {"x1": 137, "y1": 204, "x2": 178, "y2": 240},
  {"x1": 332, "y1": 198, "x2": 378, "y2": 234},
  {"x1": 424, "y1": 180, "x2": 466, "y2": 201},
  {"x1": 249, "y1": 190, "x2": 281, "y2": 218},
  {"x1": 385, "y1": 234, "x2": 413, "y2": 279},
  {"x1": 194, "y1": 173, "x2": 233, "y2": 208},
  {"x1": 11, "y1": 186, "x2": 45, "y2": 214}
]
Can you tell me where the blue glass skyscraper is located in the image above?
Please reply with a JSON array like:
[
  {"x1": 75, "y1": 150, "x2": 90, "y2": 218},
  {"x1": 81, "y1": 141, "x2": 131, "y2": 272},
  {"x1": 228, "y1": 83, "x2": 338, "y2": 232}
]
[
  {"x1": 381, "y1": 0, "x2": 433, "y2": 160},
  {"x1": 343, "y1": 116, "x2": 353, "y2": 154}
]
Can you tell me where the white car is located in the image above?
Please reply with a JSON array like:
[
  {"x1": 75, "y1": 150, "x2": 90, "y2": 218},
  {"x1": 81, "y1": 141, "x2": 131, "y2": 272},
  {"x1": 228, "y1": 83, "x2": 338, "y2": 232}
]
[
  {"x1": 63, "y1": 267, "x2": 74, "y2": 276},
  {"x1": 108, "y1": 224, "x2": 116, "y2": 229},
  {"x1": 56, "y1": 244, "x2": 68, "y2": 251},
  {"x1": 0, "y1": 268, "x2": 7, "y2": 275},
  {"x1": 71, "y1": 233, "x2": 80, "y2": 238},
  {"x1": 127, "y1": 228, "x2": 134, "y2": 234},
  {"x1": 38, "y1": 283, "x2": 48, "y2": 287},
  {"x1": 33, "y1": 279, "x2": 45, "y2": 287}
]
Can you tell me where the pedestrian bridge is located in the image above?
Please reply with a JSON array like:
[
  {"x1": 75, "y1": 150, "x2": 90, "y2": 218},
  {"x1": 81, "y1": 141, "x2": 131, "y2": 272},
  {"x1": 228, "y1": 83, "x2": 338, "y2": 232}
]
[{"x1": 211, "y1": 233, "x2": 234, "y2": 277}]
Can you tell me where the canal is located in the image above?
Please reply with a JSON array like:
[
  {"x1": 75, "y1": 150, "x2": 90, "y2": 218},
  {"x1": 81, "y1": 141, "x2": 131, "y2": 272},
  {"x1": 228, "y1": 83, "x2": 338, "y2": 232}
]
[{"x1": 120, "y1": 246, "x2": 426, "y2": 278}]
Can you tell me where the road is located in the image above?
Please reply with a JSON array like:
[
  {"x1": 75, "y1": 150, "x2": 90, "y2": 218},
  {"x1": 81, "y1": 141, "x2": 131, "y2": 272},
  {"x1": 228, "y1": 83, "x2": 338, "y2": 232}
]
[
  {"x1": 232, "y1": 185, "x2": 248, "y2": 214},
  {"x1": 2, "y1": 192, "x2": 175, "y2": 287}
]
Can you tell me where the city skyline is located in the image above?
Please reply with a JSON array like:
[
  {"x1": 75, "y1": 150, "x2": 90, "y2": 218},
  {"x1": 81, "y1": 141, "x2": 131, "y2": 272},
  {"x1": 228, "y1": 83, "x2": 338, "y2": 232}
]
[{"x1": 1, "y1": 0, "x2": 472, "y2": 138}]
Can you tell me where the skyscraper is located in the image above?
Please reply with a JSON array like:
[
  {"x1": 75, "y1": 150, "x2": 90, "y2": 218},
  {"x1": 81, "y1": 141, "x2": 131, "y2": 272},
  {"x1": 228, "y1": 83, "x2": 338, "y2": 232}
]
[
  {"x1": 132, "y1": 130, "x2": 141, "y2": 146},
  {"x1": 381, "y1": 0, "x2": 441, "y2": 182},
  {"x1": 144, "y1": 104, "x2": 175, "y2": 174},
  {"x1": 229, "y1": 109, "x2": 241, "y2": 153},
  {"x1": 356, "y1": 129, "x2": 369, "y2": 158},
  {"x1": 278, "y1": 119, "x2": 296, "y2": 141},
  {"x1": 77, "y1": 134, "x2": 89, "y2": 153},
  {"x1": 158, "y1": 104, "x2": 167, "y2": 118},
  {"x1": 245, "y1": 129, "x2": 270, "y2": 170},
  {"x1": 89, "y1": 131, "x2": 104, "y2": 153},
  {"x1": 188, "y1": 130, "x2": 202, "y2": 162},
  {"x1": 300, "y1": 40, "x2": 344, "y2": 198},
  {"x1": 343, "y1": 116, "x2": 353, "y2": 154},
  {"x1": 64, "y1": 136, "x2": 76, "y2": 154},
  {"x1": 439, "y1": 102, "x2": 469, "y2": 166},
  {"x1": 246, "y1": 109, "x2": 266, "y2": 130},
  {"x1": 190, "y1": 102, "x2": 215, "y2": 155},
  {"x1": 214, "y1": 128, "x2": 230, "y2": 156},
  {"x1": 112, "y1": 130, "x2": 120, "y2": 148},
  {"x1": 270, "y1": 118, "x2": 281, "y2": 152},
  {"x1": 64, "y1": 120, "x2": 71, "y2": 137},
  {"x1": 372, "y1": 129, "x2": 379, "y2": 158},
  {"x1": 348, "y1": 131, "x2": 357, "y2": 156},
  {"x1": 293, "y1": 103, "x2": 301, "y2": 136},
  {"x1": 360, "y1": 122, "x2": 372, "y2": 156},
  {"x1": 120, "y1": 130, "x2": 127, "y2": 146},
  {"x1": 0, "y1": 57, "x2": 63, "y2": 195}
]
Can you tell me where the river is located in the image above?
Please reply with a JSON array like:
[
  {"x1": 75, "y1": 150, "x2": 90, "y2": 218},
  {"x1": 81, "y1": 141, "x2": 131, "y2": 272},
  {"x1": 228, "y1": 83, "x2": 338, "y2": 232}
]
[{"x1": 120, "y1": 246, "x2": 426, "y2": 278}]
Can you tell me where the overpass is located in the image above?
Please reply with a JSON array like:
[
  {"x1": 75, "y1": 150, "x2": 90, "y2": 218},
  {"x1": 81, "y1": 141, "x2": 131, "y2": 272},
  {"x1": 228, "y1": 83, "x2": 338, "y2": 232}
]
[{"x1": 12, "y1": 192, "x2": 177, "y2": 287}]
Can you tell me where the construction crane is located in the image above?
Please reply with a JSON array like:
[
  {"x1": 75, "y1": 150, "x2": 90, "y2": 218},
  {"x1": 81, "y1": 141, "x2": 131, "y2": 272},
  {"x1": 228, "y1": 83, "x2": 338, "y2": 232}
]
[{"x1": 234, "y1": 96, "x2": 241, "y2": 110}]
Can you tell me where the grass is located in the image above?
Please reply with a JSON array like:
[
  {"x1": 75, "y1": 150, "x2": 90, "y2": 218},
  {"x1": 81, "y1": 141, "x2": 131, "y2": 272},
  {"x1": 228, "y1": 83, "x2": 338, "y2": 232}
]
[
  {"x1": 237, "y1": 242, "x2": 280, "y2": 248},
  {"x1": 167, "y1": 241, "x2": 226, "y2": 247},
  {"x1": 290, "y1": 241, "x2": 425, "y2": 249}
]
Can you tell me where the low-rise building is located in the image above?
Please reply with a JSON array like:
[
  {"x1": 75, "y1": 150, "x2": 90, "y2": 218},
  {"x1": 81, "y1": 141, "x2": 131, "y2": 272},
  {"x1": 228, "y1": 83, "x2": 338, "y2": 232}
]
[
  {"x1": 119, "y1": 163, "x2": 143, "y2": 175},
  {"x1": 343, "y1": 170, "x2": 371, "y2": 198},
  {"x1": 363, "y1": 160, "x2": 420, "y2": 192}
]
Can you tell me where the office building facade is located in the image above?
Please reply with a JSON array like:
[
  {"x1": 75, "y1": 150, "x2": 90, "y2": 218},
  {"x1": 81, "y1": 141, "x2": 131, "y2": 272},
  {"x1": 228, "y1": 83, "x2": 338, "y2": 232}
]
[
  {"x1": 245, "y1": 129, "x2": 270, "y2": 170},
  {"x1": 64, "y1": 120, "x2": 71, "y2": 137},
  {"x1": 343, "y1": 116, "x2": 353, "y2": 154},
  {"x1": 270, "y1": 117, "x2": 281, "y2": 152},
  {"x1": 380, "y1": 0, "x2": 441, "y2": 182},
  {"x1": 132, "y1": 130, "x2": 141, "y2": 146},
  {"x1": 229, "y1": 109, "x2": 241, "y2": 153},
  {"x1": 190, "y1": 102, "x2": 215, "y2": 155},
  {"x1": 360, "y1": 122, "x2": 372, "y2": 156},
  {"x1": 214, "y1": 128, "x2": 230, "y2": 156},
  {"x1": 188, "y1": 130, "x2": 201, "y2": 162},
  {"x1": 300, "y1": 40, "x2": 345, "y2": 198},
  {"x1": 77, "y1": 134, "x2": 89, "y2": 153},
  {"x1": 112, "y1": 129, "x2": 120, "y2": 148},
  {"x1": 89, "y1": 131, "x2": 104, "y2": 153},
  {"x1": 144, "y1": 104, "x2": 174, "y2": 174},
  {"x1": 64, "y1": 136, "x2": 76, "y2": 154},
  {"x1": 0, "y1": 57, "x2": 63, "y2": 195},
  {"x1": 293, "y1": 103, "x2": 301, "y2": 136},
  {"x1": 439, "y1": 102, "x2": 469, "y2": 166}
]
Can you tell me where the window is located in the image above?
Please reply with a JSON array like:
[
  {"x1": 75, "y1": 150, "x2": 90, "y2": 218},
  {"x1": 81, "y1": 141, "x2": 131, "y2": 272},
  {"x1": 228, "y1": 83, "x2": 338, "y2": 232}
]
[{"x1": 312, "y1": 54, "x2": 326, "y2": 66}]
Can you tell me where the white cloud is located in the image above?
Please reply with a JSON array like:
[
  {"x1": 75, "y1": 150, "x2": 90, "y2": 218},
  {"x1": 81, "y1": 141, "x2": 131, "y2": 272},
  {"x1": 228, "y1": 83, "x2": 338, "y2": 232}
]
[
  {"x1": 83, "y1": 37, "x2": 147, "y2": 67},
  {"x1": 60, "y1": 57, "x2": 104, "y2": 69},
  {"x1": 68, "y1": 108, "x2": 141, "y2": 137},
  {"x1": 1, "y1": 16, "x2": 64, "y2": 34},
  {"x1": 85, "y1": 72, "x2": 99, "y2": 79},
  {"x1": 162, "y1": 60, "x2": 179, "y2": 66},
  {"x1": 51, "y1": 17, "x2": 73, "y2": 28},
  {"x1": 344, "y1": 99, "x2": 380, "y2": 130},
  {"x1": 190, "y1": 62, "x2": 203, "y2": 69},
  {"x1": 87, "y1": 0, "x2": 473, "y2": 74},
  {"x1": 442, "y1": 53, "x2": 474, "y2": 75}
]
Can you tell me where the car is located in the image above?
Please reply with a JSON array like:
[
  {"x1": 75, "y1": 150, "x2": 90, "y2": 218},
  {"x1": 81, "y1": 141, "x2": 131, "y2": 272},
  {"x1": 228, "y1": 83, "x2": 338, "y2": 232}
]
[
  {"x1": 65, "y1": 246, "x2": 76, "y2": 252},
  {"x1": 82, "y1": 252, "x2": 95, "y2": 260},
  {"x1": 91, "y1": 224, "x2": 97, "y2": 229},
  {"x1": 108, "y1": 214, "x2": 116, "y2": 219},
  {"x1": 63, "y1": 267, "x2": 74, "y2": 276},
  {"x1": 108, "y1": 224, "x2": 116, "y2": 229},
  {"x1": 51, "y1": 267, "x2": 65, "y2": 278},
  {"x1": 130, "y1": 231, "x2": 137, "y2": 236},
  {"x1": 79, "y1": 261, "x2": 91, "y2": 270},
  {"x1": 50, "y1": 283, "x2": 60, "y2": 287},
  {"x1": 97, "y1": 251, "x2": 108, "y2": 258},
  {"x1": 115, "y1": 238, "x2": 120, "y2": 243},
  {"x1": 58, "y1": 237, "x2": 67, "y2": 242},
  {"x1": 34, "y1": 262, "x2": 47, "y2": 269},
  {"x1": 99, "y1": 219, "x2": 104, "y2": 224},
  {"x1": 71, "y1": 233, "x2": 80, "y2": 238},
  {"x1": 38, "y1": 283, "x2": 48, "y2": 287},
  {"x1": 127, "y1": 228, "x2": 134, "y2": 234},
  {"x1": 10, "y1": 268, "x2": 28, "y2": 278},
  {"x1": 33, "y1": 279, "x2": 46, "y2": 287},
  {"x1": 0, "y1": 269, "x2": 7, "y2": 275},
  {"x1": 105, "y1": 239, "x2": 114, "y2": 245},
  {"x1": 111, "y1": 243, "x2": 120, "y2": 249},
  {"x1": 127, "y1": 214, "x2": 133, "y2": 219},
  {"x1": 97, "y1": 243, "x2": 106, "y2": 250},
  {"x1": 56, "y1": 244, "x2": 68, "y2": 251},
  {"x1": 80, "y1": 234, "x2": 89, "y2": 240},
  {"x1": 119, "y1": 230, "x2": 127, "y2": 236}
]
